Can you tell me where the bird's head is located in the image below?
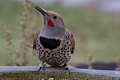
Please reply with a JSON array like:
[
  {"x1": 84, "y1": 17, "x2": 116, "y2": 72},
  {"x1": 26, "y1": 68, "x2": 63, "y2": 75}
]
[{"x1": 35, "y1": 6, "x2": 65, "y2": 32}]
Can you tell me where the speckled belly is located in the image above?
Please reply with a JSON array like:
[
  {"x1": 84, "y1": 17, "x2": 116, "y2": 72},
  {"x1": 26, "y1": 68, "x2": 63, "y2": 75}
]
[{"x1": 36, "y1": 44, "x2": 71, "y2": 66}]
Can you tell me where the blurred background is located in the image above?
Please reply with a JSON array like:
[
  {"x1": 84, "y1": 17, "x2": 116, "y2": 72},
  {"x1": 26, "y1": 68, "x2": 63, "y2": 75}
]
[{"x1": 0, "y1": 0, "x2": 120, "y2": 70}]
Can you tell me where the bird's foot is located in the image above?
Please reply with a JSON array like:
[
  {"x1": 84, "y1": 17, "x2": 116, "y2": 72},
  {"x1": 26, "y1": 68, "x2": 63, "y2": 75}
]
[
  {"x1": 63, "y1": 66, "x2": 71, "y2": 74},
  {"x1": 37, "y1": 63, "x2": 46, "y2": 74}
]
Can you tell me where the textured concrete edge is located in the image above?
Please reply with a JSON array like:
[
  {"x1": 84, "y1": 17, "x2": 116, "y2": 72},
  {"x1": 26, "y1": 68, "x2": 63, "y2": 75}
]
[{"x1": 0, "y1": 66, "x2": 120, "y2": 78}]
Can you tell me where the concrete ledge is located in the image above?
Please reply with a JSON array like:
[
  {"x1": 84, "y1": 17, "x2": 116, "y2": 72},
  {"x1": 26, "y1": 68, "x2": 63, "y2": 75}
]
[{"x1": 0, "y1": 66, "x2": 120, "y2": 80}]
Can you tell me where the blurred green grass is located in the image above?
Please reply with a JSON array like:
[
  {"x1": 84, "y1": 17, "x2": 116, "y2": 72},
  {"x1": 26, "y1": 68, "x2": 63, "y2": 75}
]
[{"x1": 0, "y1": 0, "x2": 120, "y2": 65}]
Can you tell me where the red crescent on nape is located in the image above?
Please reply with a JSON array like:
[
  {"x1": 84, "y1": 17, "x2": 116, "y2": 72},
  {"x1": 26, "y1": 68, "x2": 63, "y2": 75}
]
[{"x1": 48, "y1": 19, "x2": 54, "y2": 27}]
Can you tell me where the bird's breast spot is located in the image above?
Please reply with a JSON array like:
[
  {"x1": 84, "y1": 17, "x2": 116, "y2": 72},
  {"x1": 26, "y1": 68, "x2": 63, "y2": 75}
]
[{"x1": 40, "y1": 36, "x2": 61, "y2": 50}]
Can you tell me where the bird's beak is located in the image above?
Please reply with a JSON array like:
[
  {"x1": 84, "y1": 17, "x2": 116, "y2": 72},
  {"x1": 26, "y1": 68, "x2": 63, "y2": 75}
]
[{"x1": 35, "y1": 6, "x2": 50, "y2": 17}]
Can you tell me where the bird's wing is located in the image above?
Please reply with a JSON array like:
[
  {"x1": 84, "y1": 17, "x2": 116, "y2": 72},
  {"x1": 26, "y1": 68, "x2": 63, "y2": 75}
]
[
  {"x1": 65, "y1": 29, "x2": 75, "y2": 54},
  {"x1": 33, "y1": 30, "x2": 40, "y2": 50}
]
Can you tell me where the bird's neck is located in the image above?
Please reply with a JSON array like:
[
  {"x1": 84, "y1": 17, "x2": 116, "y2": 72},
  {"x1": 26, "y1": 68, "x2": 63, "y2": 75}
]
[{"x1": 41, "y1": 25, "x2": 65, "y2": 38}]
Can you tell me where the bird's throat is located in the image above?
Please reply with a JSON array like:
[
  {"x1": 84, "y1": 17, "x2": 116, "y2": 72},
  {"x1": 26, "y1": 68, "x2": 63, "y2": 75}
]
[{"x1": 48, "y1": 19, "x2": 54, "y2": 27}]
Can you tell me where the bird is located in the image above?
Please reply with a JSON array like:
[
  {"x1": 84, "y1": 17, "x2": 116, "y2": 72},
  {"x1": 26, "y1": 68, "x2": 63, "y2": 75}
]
[{"x1": 33, "y1": 6, "x2": 75, "y2": 71}]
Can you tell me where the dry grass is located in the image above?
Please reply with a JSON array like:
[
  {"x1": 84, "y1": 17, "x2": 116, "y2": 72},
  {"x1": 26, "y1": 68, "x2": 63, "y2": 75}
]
[{"x1": 2, "y1": 0, "x2": 40, "y2": 66}]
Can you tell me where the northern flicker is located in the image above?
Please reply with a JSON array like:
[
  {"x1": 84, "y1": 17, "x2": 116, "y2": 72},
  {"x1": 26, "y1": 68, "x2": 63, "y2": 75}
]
[{"x1": 33, "y1": 6, "x2": 75, "y2": 70}]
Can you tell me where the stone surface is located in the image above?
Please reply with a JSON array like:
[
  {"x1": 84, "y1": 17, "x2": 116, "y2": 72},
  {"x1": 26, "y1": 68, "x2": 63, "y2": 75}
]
[{"x1": 0, "y1": 66, "x2": 120, "y2": 80}]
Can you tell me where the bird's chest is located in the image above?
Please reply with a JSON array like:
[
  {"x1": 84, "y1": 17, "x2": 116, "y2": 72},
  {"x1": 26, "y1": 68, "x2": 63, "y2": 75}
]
[
  {"x1": 39, "y1": 36, "x2": 61, "y2": 50},
  {"x1": 37, "y1": 45, "x2": 71, "y2": 66},
  {"x1": 35, "y1": 36, "x2": 71, "y2": 65}
]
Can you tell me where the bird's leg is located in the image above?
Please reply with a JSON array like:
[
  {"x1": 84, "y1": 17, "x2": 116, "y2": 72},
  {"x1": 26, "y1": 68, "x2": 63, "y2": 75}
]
[
  {"x1": 37, "y1": 62, "x2": 46, "y2": 73},
  {"x1": 65, "y1": 65, "x2": 69, "y2": 70},
  {"x1": 63, "y1": 63, "x2": 71, "y2": 74},
  {"x1": 65, "y1": 65, "x2": 71, "y2": 74}
]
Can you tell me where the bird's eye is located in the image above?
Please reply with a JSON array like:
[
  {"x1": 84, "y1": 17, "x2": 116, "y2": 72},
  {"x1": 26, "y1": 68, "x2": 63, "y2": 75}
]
[{"x1": 53, "y1": 16, "x2": 57, "y2": 19}]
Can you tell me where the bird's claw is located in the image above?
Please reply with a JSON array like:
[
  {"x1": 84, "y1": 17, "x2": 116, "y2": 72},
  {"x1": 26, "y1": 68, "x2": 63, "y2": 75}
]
[
  {"x1": 37, "y1": 63, "x2": 46, "y2": 74},
  {"x1": 63, "y1": 66, "x2": 71, "y2": 74}
]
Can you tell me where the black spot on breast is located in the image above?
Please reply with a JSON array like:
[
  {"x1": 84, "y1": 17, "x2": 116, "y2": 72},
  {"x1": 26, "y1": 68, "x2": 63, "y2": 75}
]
[
  {"x1": 71, "y1": 47, "x2": 75, "y2": 54},
  {"x1": 33, "y1": 40, "x2": 36, "y2": 49},
  {"x1": 40, "y1": 36, "x2": 61, "y2": 50}
]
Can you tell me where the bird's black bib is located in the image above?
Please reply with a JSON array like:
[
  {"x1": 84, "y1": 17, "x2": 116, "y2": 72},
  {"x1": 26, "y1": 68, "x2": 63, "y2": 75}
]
[{"x1": 40, "y1": 36, "x2": 61, "y2": 50}]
